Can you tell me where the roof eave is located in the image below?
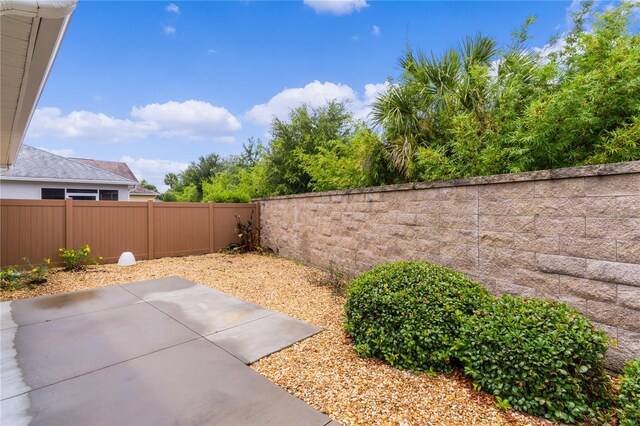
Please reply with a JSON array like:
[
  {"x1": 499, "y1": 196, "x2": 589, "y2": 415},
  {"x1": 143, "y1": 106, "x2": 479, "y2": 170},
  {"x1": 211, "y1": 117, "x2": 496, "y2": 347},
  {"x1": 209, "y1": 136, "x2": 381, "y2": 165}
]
[
  {"x1": 0, "y1": 0, "x2": 78, "y2": 169},
  {"x1": 0, "y1": 176, "x2": 136, "y2": 186},
  {"x1": 130, "y1": 191, "x2": 161, "y2": 196}
]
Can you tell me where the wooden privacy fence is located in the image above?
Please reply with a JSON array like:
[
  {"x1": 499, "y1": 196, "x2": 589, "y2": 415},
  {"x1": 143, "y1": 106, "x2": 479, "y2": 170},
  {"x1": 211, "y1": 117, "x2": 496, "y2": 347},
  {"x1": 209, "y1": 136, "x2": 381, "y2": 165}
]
[{"x1": 0, "y1": 199, "x2": 258, "y2": 267}]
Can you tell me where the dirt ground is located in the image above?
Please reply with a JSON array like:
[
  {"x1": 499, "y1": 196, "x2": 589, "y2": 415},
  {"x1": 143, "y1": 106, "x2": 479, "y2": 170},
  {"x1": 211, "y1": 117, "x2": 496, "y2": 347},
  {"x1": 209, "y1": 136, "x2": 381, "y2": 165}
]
[{"x1": 1, "y1": 253, "x2": 554, "y2": 426}]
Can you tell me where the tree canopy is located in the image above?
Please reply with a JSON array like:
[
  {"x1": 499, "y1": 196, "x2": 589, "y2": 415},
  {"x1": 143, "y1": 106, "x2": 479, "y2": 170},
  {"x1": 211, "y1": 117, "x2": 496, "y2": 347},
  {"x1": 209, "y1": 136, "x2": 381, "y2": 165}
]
[{"x1": 163, "y1": 2, "x2": 638, "y2": 203}]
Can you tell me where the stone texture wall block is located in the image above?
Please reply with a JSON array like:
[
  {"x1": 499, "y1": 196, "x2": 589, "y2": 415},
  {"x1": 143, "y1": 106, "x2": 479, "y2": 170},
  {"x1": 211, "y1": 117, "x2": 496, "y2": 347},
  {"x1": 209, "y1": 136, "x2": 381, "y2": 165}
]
[
  {"x1": 618, "y1": 285, "x2": 640, "y2": 310},
  {"x1": 617, "y1": 196, "x2": 640, "y2": 217},
  {"x1": 587, "y1": 260, "x2": 640, "y2": 287},
  {"x1": 480, "y1": 215, "x2": 535, "y2": 233},
  {"x1": 559, "y1": 276, "x2": 617, "y2": 302},
  {"x1": 535, "y1": 216, "x2": 585, "y2": 237},
  {"x1": 617, "y1": 240, "x2": 640, "y2": 264},
  {"x1": 535, "y1": 178, "x2": 585, "y2": 198},
  {"x1": 586, "y1": 218, "x2": 640, "y2": 240},
  {"x1": 557, "y1": 237, "x2": 617, "y2": 261},
  {"x1": 479, "y1": 231, "x2": 514, "y2": 248},
  {"x1": 537, "y1": 254, "x2": 587, "y2": 278},
  {"x1": 584, "y1": 174, "x2": 640, "y2": 197}
]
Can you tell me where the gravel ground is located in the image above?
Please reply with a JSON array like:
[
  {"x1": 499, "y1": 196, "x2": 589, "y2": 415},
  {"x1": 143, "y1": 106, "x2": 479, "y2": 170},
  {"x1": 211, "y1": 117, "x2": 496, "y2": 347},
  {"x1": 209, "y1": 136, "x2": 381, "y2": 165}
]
[{"x1": 1, "y1": 253, "x2": 554, "y2": 426}]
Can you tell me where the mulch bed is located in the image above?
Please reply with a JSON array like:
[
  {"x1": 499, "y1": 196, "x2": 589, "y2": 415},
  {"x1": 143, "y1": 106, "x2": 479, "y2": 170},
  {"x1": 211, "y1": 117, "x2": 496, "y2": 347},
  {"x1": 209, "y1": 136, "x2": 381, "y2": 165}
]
[{"x1": 1, "y1": 253, "x2": 554, "y2": 426}]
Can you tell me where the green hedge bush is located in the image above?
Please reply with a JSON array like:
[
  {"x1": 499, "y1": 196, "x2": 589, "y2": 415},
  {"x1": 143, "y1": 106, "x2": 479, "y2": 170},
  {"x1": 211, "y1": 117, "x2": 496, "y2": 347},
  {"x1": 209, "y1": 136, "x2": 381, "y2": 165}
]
[
  {"x1": 618, "y1": 359, "x2": 640, "y2": 426},
  {"x1": 456, "y1": 296, "x2": 612, "y2": 424},
  {"x1": 344, "y1": 261, "x2": 491, "y2": 373}
]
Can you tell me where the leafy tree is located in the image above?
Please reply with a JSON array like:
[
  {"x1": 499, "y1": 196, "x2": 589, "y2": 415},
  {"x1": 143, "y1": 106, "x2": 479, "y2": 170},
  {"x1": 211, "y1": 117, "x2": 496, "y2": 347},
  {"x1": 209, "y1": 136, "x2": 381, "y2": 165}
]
[
  {"x1": 164, "y1": 173, "x2": 179, "y2": 190},
  {"x1": 173, "y1": 184, "x2": 199, "y2": 202},
  {"x1": 138, "y1": 179, "x2": 158, "y2": 192},
  {"x1": 298, "y1": 126, "x2": 395, "y2": 191},
  {"x1": 179, "y1": 153, "x2": 224, "y2": 200},
  {"x1": 237, "y1": 137, "x2": 262, "y2": 169},
  {"x1": 202, "y1": 173, "x2": 251, "y2": 203},
  {"x1": 372, "y1": 2, "x2": 639, "y2": 181},
  {"x1": 160, "y1": 191, "x2": 177, "y2": 202},
  {"x1": 265, "y1": 101, "x2": 354, "y2": 195}
]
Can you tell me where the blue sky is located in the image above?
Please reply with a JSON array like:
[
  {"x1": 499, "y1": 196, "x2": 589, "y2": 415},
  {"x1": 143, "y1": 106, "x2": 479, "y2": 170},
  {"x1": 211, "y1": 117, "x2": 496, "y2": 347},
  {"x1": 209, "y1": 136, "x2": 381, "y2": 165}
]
[{"x1": 27, "y1": 0, "x2": 578, "y2": 190}]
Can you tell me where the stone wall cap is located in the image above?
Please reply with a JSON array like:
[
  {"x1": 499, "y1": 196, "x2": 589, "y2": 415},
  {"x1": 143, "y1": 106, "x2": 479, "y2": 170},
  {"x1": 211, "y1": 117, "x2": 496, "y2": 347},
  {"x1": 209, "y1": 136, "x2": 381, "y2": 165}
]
[{"x1": 254, "y1": 161, "x2": 640, "y2": 202}]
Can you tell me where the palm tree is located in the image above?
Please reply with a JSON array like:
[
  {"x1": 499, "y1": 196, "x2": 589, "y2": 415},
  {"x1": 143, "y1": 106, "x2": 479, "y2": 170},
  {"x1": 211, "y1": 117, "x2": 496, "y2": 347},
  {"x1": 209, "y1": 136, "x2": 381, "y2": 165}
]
[{"x1": 371, "y1": 35, "x2": 498, "y2": 178}]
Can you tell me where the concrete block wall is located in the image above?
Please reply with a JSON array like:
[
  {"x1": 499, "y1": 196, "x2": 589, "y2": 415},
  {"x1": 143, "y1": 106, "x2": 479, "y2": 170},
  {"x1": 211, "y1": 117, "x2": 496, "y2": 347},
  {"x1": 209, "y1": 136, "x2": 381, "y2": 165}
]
[{"x1": 257, "y1": 161, "x2": 640, "y2": 371}]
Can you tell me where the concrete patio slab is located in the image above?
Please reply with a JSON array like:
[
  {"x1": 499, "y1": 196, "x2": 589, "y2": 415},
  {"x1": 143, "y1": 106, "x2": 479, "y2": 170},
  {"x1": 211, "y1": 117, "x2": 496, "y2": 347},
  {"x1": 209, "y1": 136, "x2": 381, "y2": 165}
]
[
  {"x1": 1, "y1": 339, "x2": 331, "y2": 426},
  {"x1": 207, "y1": 312, "x2": 322, "y2": 364},
  {"x1": 146, "y1": 287, "x2": 274, "y2": 336},
  {"x1": 0, "y1": 285, "x2": 140, "y2": 330},
  {"x1": 1, "y1": 303, "x2": 199, "y2": 398},
  {"x1": 0, "y1": 277, "x2": 330, "y2": 425}
]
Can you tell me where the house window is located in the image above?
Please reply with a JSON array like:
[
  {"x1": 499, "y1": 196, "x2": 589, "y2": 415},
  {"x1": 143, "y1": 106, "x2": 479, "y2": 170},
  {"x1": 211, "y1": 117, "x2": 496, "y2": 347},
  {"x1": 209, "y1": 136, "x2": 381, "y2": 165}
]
[
  {"x1": 66, "y1": 189, "x2": 97, "y2": 200},
  {"x1": 66, "y1": 189, "x2": 98, "y2": 193},
  {"x1": 41, "y1": 188, "x2": 65, "y2": 199},
  {"x1": 99, "y1": 190, "x2": 118, "y2": 201}
]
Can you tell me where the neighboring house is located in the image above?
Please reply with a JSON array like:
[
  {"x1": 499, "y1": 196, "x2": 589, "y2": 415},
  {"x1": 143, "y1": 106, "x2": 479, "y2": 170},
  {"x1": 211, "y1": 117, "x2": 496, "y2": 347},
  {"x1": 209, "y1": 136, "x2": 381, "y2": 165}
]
[
  {"x1": 1, "y1": 0, "x2": 77, "y2": 169},
  {"x1": 128, "y1": 185, "x2": 161, "y2": 201},
  {"x1": 0, "y1": 146, "x2": 137, "y2": 200},
  {"x1": 71, "y1": 157, "x2": 161, "y2": 201}
]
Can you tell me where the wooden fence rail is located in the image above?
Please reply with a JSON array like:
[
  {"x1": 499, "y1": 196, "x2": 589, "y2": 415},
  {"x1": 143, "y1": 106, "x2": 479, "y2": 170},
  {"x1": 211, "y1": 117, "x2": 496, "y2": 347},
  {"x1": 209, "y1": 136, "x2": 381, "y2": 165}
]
[{"x1": 0, "y1": 199, "x2": 258, "y2": 267}]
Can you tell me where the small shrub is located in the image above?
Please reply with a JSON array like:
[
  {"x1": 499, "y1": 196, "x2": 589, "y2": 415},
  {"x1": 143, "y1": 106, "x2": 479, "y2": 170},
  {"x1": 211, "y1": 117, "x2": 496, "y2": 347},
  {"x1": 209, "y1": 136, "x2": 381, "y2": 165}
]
[
  {"x1": 0, "y1": 258, "x2": 51, "y2": 291},
  {"x1": 456, "y1": 296, "x2": 613, "y2": 424},
  {"x1": 22, "y1": 257, "x2": 50, "y2": 284},
  {"x1": 344, "y1": 261, "x2": 491, "y2": 373},
  {"x1": 0, "y1": 265, "x2": 24, "y2": 291},
  {"x1": 308, "y1": 267, "x2": 350, "y2": 296},
  {"x1": 617, "y1": 359, "x2": 640, "y2": 426},
  {"x1": 223, "y1": 213, "x2": 270, "y2": 254},
  {"x1": 59, "y1": 245, "x2": 100, "y2": 271}
]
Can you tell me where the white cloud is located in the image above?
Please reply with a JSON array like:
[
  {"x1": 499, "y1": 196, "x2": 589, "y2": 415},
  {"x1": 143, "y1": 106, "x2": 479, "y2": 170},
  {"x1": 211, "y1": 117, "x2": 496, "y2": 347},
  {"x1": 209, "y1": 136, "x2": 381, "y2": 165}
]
[
  {"x1": 27, "y1": 100, "x2": 241, "y2": 143},
  {"x1": 37, "y1": 147, "x2": 75, "y2": 157},
  {"x1": 28, "y1": 107, "x2": 154, "y2": 142},
  {"x1": 166, "y1": 3, "x2": 180, "y2": 13},
  {"x1": 208, "y1": 48, "x2": 217, "y2": 54},
  {"x1": 131, "y1": 100, "x2": 241, "y2": 139},
  {"x1": 122, "y1": 156, "x2": 189, "y2": 192},
  {"x1": 245, "y1": 80, "x2": 389, "y2": 125},
  {"x1": 372, "y1": 25, "x2": 380, "y2": 36},
  {"x1": 93, "y1": 95, "x2": 102, "y2": 102},
  {"x1": 163, "y1": 25, "x2": 176, "y2": 35},
  {"x1": 353, "y1": 82, "x2": 390, "y2": 121},
  {"x1": 245, "y1": 81, "x2": 358, "y2": 125},
  {"x1": 304, "y1": 0, "x2": 368, "y2": 15},
  {"x1": 533, "y1": 36, "x2": 567, "y2": 61}
]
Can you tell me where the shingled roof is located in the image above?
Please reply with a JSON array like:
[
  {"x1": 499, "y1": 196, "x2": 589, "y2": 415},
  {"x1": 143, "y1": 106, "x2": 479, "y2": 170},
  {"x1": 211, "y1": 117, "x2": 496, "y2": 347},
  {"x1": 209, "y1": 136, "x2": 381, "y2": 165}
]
[
  {"x1": 130, "y1": 185, "x2": 160, "y2": 196},
  {"x1": 70, "y1": 157, "x2": 138, "y2": 181},
  {"x1": 1, "y1": 146, "x2": 137, "y2": 184}
]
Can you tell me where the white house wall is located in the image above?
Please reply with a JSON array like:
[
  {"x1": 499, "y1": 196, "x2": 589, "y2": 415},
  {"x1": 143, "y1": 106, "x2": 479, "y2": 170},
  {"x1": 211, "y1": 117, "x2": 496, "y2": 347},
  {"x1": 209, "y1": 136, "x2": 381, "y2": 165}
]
[{"x1": 0, "y1": 180, "x2": 130, "y2": 201}]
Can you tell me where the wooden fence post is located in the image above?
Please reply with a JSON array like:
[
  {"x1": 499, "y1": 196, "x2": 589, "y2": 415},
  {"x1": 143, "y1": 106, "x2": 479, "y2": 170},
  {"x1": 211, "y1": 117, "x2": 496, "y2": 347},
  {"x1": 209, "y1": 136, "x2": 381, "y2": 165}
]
[
  {"x1": 209, "y1": 202, "x2": 215, "y2": 253},
  {"x1": 147, "y1": 200, "x2": 154, "y2": 260},
  {"x1": 65, "y1": 198, "x2": 73, "y2": 248}
]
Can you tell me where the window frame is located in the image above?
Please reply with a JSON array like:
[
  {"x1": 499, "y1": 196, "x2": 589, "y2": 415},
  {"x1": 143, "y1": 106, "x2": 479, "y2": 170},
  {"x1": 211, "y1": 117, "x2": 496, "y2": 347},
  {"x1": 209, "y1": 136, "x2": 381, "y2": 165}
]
[
  {"x1": 99, "y1": 190, "x2": 119, "y2": 201},
  {"x1": 41, "y1": 188, "x2": 65, "y2": 200}
]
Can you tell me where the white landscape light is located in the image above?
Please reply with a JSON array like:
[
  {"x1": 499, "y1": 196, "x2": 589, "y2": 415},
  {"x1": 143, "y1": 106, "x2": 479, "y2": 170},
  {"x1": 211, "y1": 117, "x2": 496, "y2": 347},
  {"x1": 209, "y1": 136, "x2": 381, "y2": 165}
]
[{"x1": 117, "y1": 252, "x2": 136, "y2": 266}]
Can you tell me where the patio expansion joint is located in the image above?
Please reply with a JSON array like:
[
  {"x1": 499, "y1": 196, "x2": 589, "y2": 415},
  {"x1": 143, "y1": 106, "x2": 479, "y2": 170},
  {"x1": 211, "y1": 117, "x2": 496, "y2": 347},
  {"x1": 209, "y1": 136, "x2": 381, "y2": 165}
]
[
  {"x1": 203, "y1": 311, "x2": 278, "y2": 337},
  {"x1": 0, "y1": 336, "x2": 204, "y2": 402},
  {"x1": 117, "y1": 284, "x2": 279, "y2": 365}
]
